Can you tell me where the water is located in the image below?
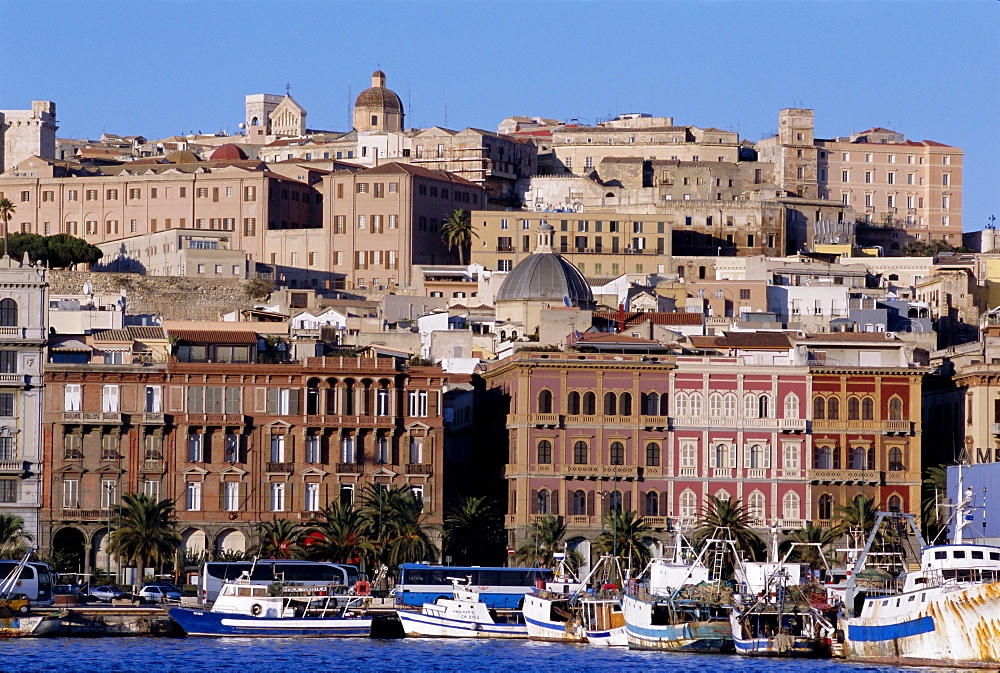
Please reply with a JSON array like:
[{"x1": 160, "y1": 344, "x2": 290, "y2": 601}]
[{"x1": 0, "y1": 638, "x2": 944, "y2": 672}]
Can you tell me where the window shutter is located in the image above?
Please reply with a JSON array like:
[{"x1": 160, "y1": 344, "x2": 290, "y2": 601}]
[
  {"x1": 728, "y1": 445, "x2": 737, "y2": 468},
  {"x1": 763, "y1": 445, "x2": 772, "y2": 469},
  {"x1": 169, "y1": 386, "x2": 183, "y2": 411},
  {"x1": 709, "y1": 445, "x2": 717, "y2": 468},
  {"x1": 551, "y1": 490, "x2": 559, "y2": 515},
  {"x1": 256, "y1": 387, "x2": 268, "y2": 413},
  {"x1": 428, "y1": 391, "x2": 439, "y2": 417},
  {"x1": 660, "y1": 492, "x2": 669, "y2": 518},
  {"x1": 602, "y1": 493, "x2": 610, "y2": 516},
  {"x1": 219, "y1": 483, "x2": 227, "y2": 511},
  {"x1": 530, "y1": 489, "x2": 538, "y2": 514},
  {"x1": 289, "y1": 389, "x2": 301, "y2": 415},
  {"x1": 624, "y1": 491, "x2": 632, "y2": 512},
  {"x1": 187, "y1": 386, "x2": 202, "y2": 413},
  {"x1": 743, "y1": 444, "x2": 752, "y2": 468},
  {"x1": 587, "y1": 490, "x2": 595, "y2": 517}
]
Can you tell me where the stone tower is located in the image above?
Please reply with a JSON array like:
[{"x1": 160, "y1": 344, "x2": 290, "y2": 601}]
[
  {"x1": 245, "y1": 94, "x2": 283, "y2": 141},
  {"x1": 0, "y1": 101, "x2": 57, "y2": 174},
  {"x1": 353, "y1": 70, "x2": 404, "y2": 133},
  {"x1": 774, "y1": 108, "x2": 818, "y2": 199}
]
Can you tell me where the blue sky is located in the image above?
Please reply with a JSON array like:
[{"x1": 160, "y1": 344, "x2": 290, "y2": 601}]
[{"x1": 2, "y1": 0, "x2": 997, "y2": 231}]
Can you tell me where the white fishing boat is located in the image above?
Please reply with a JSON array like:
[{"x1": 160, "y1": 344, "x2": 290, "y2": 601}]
[
  {"x1": 842, "y1": 476, "x2": 1000, "y2": 668},
  {"x1": 579, "y1": 593, "x2": 627, "y2": 647},
  {"x1": 169, "y1": 573, "x2": 371, "y2": 637},
  {"x1": 522, "y1": 556, "x2": 587, "y2": 643},
  {"x1": 397, "y1": 578, "x2": 527, "y2": 639}
]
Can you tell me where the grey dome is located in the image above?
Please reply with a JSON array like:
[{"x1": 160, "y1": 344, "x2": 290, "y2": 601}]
[{"x1": 496, "y1": 253, "x2": 595, "y2": 307}]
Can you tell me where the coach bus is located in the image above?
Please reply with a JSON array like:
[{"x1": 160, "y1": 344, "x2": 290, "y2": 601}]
[
  {"x1": 200, "y1": 560, "x2": 360, "y2": 603},
  {"x1": 0, "y1": 560, "x2": 54, "y2": 606},
  {"x1": 394, "y1": 564, "x2": 554, "y2": 609}
]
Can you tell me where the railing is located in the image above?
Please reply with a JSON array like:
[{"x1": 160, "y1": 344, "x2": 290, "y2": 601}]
[
  {"x1": 712, "y1": 468, "x2": 733, "y2": 478},
  {"x1": 780, "y1": 419, "x2": 807, "y2": 432},
  {"x1": 780, "y1": 469, "x2": 801, "y2": 479},
  {"x1": 142, "y1": 412, "x2": 165, "y2": 424},
  {"x1": 671, "y1": 416, "x2": 784, "y2": 429},
  {"x1": 807, "y1": 469, "x2": 880, "y2": 483},
  {"x1": 0, "y1": 327, "x2": 22, "y2": 337},
  {"x1": 884, "y1": 471, "x2": 911, "y2": 483},
  {"x1": 185, "y1": 413, "x2": 245, "y2": 425},
  {"x1": 564, "y1": 415, "x2": 599, "y2": 425},
  {"x1": 141, "y1": 459, "x2": 164, "y2": 472},
  {"x1": 303, "y1": 414, "x2": 393, "y2": 427},
  {"x1": 60, "y1": 509, "x2": 106, "y2": 520},
  {"x1": 62, "y1": 411, "x2": 121, "y2": 424},
  {"x1": 570, "y1": 515, "x2": 590, "y2": 525},
  {"x1": 641, "y1": 516, "x2": 667, "y2": 527},
  {"x1": 335, "y1": 462, "x2": 363, "y2": 474},
  {"x1": 0, "y1": 374, "x2": 25, "y2": 385},
  {"x1": 405, "y1": 463, "x2": 433, "y2": 475},
  {"x1": 640, "y1": 416, "x2": 669, "y2": 428},
  {"x1": 746, "y1": 468, "x2": 767, "y2": 479},
  {"x1": 885, "y1": 420, "x2": 913, "y2": 434},
  {"x1": 266, "y1": 462, "x2": 294, "y2": 473},
  {"x1": 677, "y1": 467, "x2": 698, "y2": 477},
  {"x1": 564, "y1": 465, "x2": 639, "y2": 478},
  {"x1": 811, "y1": 419, "x2": 915, "y2": 435},
  {"x1": 776, "y1": 519, "x2": 806, "y2": 529},
  {"x1": 527, "y1": 414, "x2": 560, "y2": 427},
  {"x1": 0, "y1": 460, "x2": 21, "y2": 471}
]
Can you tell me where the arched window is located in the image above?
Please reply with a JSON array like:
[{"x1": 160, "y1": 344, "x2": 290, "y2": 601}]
[
  {"x1": 709, "y1": 393, "x2": 723, "y2": 416},
  {"x1": 537, "y1": 440, "x2": 552, "y2": 464},
  {"x1": 867, "y1": 446, "x2": 876, "y2": 471},
  {"x1": 888, "y1": 446, "x2": 904, "y2": 471},
  {"x1": 573, "y1": 490, "x2": 587, "y2": 515},
  {"x1": 604, "y1": 392, "x2": 617, "y2": 416},
  {"x1": 818, "y1": 494, "x2": 833, "y2": 520},
  {"x1": 747, "y1": 491, "x2": 766, "y2": 521},
  {"x1": 607, "y1": 490, "x2": 623, "y2": 513},
  {"x1": 888, "y1": 397, "x2": 903, "y2": 421},
  {"x1": 644, "y1": 491, "x2": 659, "y2": 516},
  {"x1": 848, "y1": 397, "x2": 860, "y2": 421},
  {"x1": 689, "y1": 392, "x2": 703, "y2": 416},
  {"x1": 714, "y1": 489, "x2": 731, "y2": 501},
  {"x1": 620, "y1": 392, "x2": 632, "y2": 416},
  {"x1": 724, "y1": 393, "x2": 738, "y2": 417},
  {"x1": 783, "y1": 444, "x2": 800, "y2": 470},
  {"x1": 782, "y1": 491, "x2": 801, "y2": 520},
  {"x1": 567, "y1": 391, "x2": 581, "y2": 415},
  {"x1": 573, "y1": 441, "x2": 588, "y2": 465},
  {"x1": 643, "y1": 392, "x2": 660, "y2": 415},
  {"x1": 537, "y1": 390, "x2": 553, "y2": 414},
  {"x1": 0, "y1": 299, "x2": 17, "y2": 327},
  {"x1": 679, "y1": 490, "x2": 698, "y2": 519},
  {"x1": 827, "y1": 397, "x2": 840, "y2": 420},
  {"x1": 744, "y1": 393, "x2": 757, "y2": 418},
  {"x1": 862, "y1": 397, "x2": 875, "y2": 421},
  {"x1": 537, "y1": 489, "x2": 550, "y2": 515},
  {"x1": 847, "y1": 447, "x2": 864, "y2": 470},
  {"x1": 758, "y1": 395, "x2": 770, "y2": 419},
  {"x1": 887, "y1": 495, "x2": 902, "y2": 512},
  {"x1": 675, "y1": 392, "x2": 689, "y2": 417},
  {"x1": 583, "y1": 392, "x2": 596, "y2": 415},
  {"x1": 813, "y1": 445, "x2": 831, "y2": 470},
  {"x1": 680, "y1": 442, "x2": 697, "y2": 469},
  {"x1": 645, "y1": 442, "x2": 660, "y2": 467},
  {"x1": 784, "y1": 393, "x2": 799, "y2": 419},
  {"x1": 888, "y1": 273, "x2": 899, "y2": 281},
  {"x1": 712, "y1": 443, "x2": 730, "y2": 468},
  {"x1": 747, "y1": 444, "x2": 765, "y2": 469},
  {"x1": 813, "y1": 396, "x2": 825, "y2": 420},
  {"x1": 609, "y1": 441, "x2": 625, "y2": 465}
]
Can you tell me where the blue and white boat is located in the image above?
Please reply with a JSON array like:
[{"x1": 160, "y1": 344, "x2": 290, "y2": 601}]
[
  {"x1": 397, "y1": 579, "x2": 527, "y2": 639},
  {"x1": 169, "y1": 575, "x2": 371, "y2": 637},
  {"x1": 522, "y1": 556, "x2": 587, "y2": 643},
  {"x1": 842, "y1": 480, "x2": 1000, "y2": 668}
]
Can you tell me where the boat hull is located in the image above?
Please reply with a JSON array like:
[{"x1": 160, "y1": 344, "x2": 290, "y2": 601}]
[
  {"x1": 397, "y1": 610, "x2": 528, "y2": 639},
  {"x1": 168, "y1": 607, "x2": 372, "y2": 637},
  {"x1": 733, "y1": 634, "x2": 830, "y2": 657},
  {"x1": 0, "y1": 614, "x2": 46, "y2": 638},
  {"x1": 622, "y1": 593, "x2": 732, "y2": 652},
  {"x1": 844, "y1": 581, "x2": 1000, "y2": 667},
  {"x1": 585, "y1": 625, "x2": 628, "y2": 647}
]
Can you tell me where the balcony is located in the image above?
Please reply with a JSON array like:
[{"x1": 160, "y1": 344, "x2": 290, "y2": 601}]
[
  {"x1": 335, "y1": 462, "x2": 363, "y2": 474},
  {"x1": 677, "y1": 467, "x2": 698, "y2": 477},
  {"x1": 776, "y1": 519, "x2": 806, "y2": 529},
  {"x1": 779, "y1": 419, "x2": 807, "y2": 433},
  {"x1": 405, "y1": 463, "x2": 433, "y2": 475},
  {"x1": 0, "y1": 374, "x2": 26, "y2": 386},
  {"x1": 569, "y1": 515, "x2": 591, "y2": 525},
  {"x1": 641, "y1": 516, "x2": 668, "y2": 528},
  {"x1": 746, "y1": 468, "x2": 768, "y2": 479},
  {"x1": 885, "y1": 420, "x2": 913, "y2": 435},
  {"x1": 527, "y1": 414, "x2": 560, "y2": 428},
  {"x1": 141, "y1": 412, "x2": 165, "y2": 425},
  {"x1": 185, "y1": 413, "x2": 245, "y2": 426},
  {"x1": 303, "y1": 414, "x2": 392, "y2": 428},
  {"x1": 140, "y1": 459, "x2": 164, "y2": 472},
  {"x1": 564, "y1": 465, "x2": 639, "y2": 479},
  {"x1": 640, "y1": 415, "x2": 669, "y2": 429},
  {"x1": 61, "y1": 411, "x2": 121, "y2": 424},
  {"x1": 811, "y1": 419, "x2": 915, "y2": 435},
  {"x1": 564, "y1": 415, "x2": 599, "y2": 425},
  {"x1": 712, "y1": 468, "x2": 733, "y2": 478},
  {"x1": 0, "y1": 460, "x2": 21, "y2": 472},
  {"x1": 60, "y1": 509, "x2": 106, "y2": 521},
  {"x1": 780, "y1": 468, "x2": 801, "y2": 479},
  {"x1": 266, "y1": 462, "x2": 294, "y2": 473},
  {"x1": 807, "y1": 469, "x2": 880, "y2": 484}
]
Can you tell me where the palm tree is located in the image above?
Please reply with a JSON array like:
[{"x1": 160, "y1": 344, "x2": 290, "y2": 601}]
[
  {"x1": 440, "y1": 209, "x2": 478, "y2": 266},
  {"x1": 834, "y1": 494, "x2": 878, "y2": 538},
  {"x1": 779, "y1": 523, "x2": 840, "y2": 571},
  {"x1": 691, "y1": 495, "x2": 765, "y2": 561},
  {"x1": 512, "y1": 514, "x2": 581, "y2": 570},
  {"x1": 304, "y1": 502, "x2": 377, "y2": 570},
  {"x1": 107, "y1": 493, "x2": 180, "y2": 583},
  {"x1": 921, "y1": 464, "x2": 949, "y2": 542},
  {"x1": 442, "y1": 496, "x2": 506, "y2": 566},
  {"x1": 251, "y1": 518, "x2": 304, "y2": 559},
  {"x1": 0, "y1": 197, "x2": 14, "y2": 255},
  {"x1": 360, "y1": 485, "x2": 438, "y2": 570},
  {"x1": 0, "y1": 513, "x2": 32, "y2": 559},
  {"x1": 594, "y1": 509, "x2": 652, "y2": 577}
]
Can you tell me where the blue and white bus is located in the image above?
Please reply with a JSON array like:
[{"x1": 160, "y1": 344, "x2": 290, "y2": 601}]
[
  {"x1": 394, "y1": 564, "x2": 554, "y2": 609},
  {"x1": 200, "y1": 560, "x2": 360, "y2": 603}
]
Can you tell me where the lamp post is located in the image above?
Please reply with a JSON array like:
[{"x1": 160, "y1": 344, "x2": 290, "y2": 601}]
[{"x1": 103, "y1": 482, "x2": 114, "y2": 579}]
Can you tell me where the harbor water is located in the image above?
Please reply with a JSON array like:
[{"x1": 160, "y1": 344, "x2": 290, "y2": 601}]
[{"x1": 0, "y1": 637, "x2": 942, "y2": 672}]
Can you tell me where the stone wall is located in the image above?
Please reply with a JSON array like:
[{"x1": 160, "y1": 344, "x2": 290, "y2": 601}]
[{"x1": 48, "y1": 271, "x2": 260, "y2": 321}]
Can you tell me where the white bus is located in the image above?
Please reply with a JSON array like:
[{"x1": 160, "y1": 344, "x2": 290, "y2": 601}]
[
  {"x1": 0, "y1": 560, "x2": 54, "y2": 606},
  {"x1": 200, "y1": 560, "x2": 360, "y2": 603}
]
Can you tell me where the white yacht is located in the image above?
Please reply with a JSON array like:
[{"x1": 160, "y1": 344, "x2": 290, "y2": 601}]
[{"x1": 397, "y1": 579, "x2": 527, "y2": 639}]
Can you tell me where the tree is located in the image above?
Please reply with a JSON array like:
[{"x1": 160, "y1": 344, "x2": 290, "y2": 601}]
[
  {"x1": 834, "y1": 494, "x2": 878, "y2": 538},
  {"x1": 512, "y1": 515, "x2": 581, "y2": 570},
  {"x1": 0, "y1": 232, "x2": 102, "y2": 268},
  {"x1": 106, "y1": 493, "x2": 180, "y2": 583},
  {"x1": 0, "y1": 513, "x2": 32, "y2": 559},
  {"x1": 442, "y1": 496, "x2": 506, "y2": 566},
  {"x1": 360, "y1": 485, "x2": 438, "y2": 570},
  {"x1": 440, "y1": 209, "x2": 478, "y2": 266},
  {"x1": 691, "y1": 495, "x2": 765, "y2": 561},
  {"x1": 0, "y1": 198, "x2": 14, "y2": 243},
  {"x1": 921, "y1": 464, "x2": 949, "y2": 542},
  {"x1": 778, "y1": 523, "x2": 840, "y2": 570},
  {"x1": 251, "y1": 518, "x2": 304, "y2": 559},
  {"x1": 304, "y1": 502, "x2": 377, "y2": 570},
  {"x1": 594, "y1": 509, "x2": 652, "y2": 577}
]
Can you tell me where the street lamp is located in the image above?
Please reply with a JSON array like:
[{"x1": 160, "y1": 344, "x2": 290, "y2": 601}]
[{"x1": 103, "y1": 482, "x2": 114, "y2": 579}]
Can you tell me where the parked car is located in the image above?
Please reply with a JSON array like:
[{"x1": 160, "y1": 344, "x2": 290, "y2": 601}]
[
  {"x1": 83, "y1": 586, "x2": 124, "y2": 603},
  {"x1": 138, "y1": 584, "x2": 181, "y2": 603},
  {"x1": 0, "y1": 593, "x2": 30, "y2": 613}
]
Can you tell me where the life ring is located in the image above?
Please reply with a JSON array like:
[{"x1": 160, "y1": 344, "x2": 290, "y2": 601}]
[{"x1": 250, "y1": 603, "x2": 263, "y2": 616}]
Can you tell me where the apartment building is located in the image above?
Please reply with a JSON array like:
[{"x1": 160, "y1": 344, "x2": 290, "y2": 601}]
[{"x1": 40, "y1": 329, "x2": 446, "y2": 573}]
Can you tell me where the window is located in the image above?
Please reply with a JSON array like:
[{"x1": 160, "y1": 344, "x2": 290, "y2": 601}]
[
  {"x1": 306, "y1": 435, "x2": 321, "y2": 464},
  {"x1": 827, "y1": 397, "x2": 840, "y2": 420},
  {"x1": 610, "y1": 441, "x2": 625, "y2": 465},
  {"x1": 567, "y1": 392, "x2": 580, "y2": 415},
  {"x1": 783, "y1": 444, "x2": 800, "y2": 470},
  {"x1": 537, "y1": 440, "x2": 552, "y2": 464},
  {"x1": 270, "y1": 482, "x2": 285, "y2": 511},
  {"x1": 267, "y1": 388, "x2": 299, "y2": 415},
  {"x1": 746, "y1": 444, "x2": 767, "y2": 469},
  {"x1": 408, "y1": 390, "x2": 428, "y2": 417},
  {"x1": 269, "y1": 434, "x2": 286, "y2": 463},
  {"x1": 62, "y1": 479, "x2": 79, "y2": 509},
  {"x1": 709, "y1": 393, "x2": 723, "y2": 416},
  {"x1": 862, "y1": 398, "x2": 874, "y2": 421},
  {"x1": 679, "y1": 490, "x2": 698, "y2": 519},
  {"x1": 848, "y1": 397, "x2": 860, "y2": 421},
  {"x1": 64, "y1": 384, "x2": 82, "y2": 411},
  {"x1": 582, "y1": 392, "x2": 596, "y2": 415},
  {"x1": 144, "y1": 386, "x2": 162, "y2": 413},
  {"x1": 187, "y1": 433, "x2": 203, "y2": 462},
  {"x1": 0, "y1": 393, "x2": 12, "y2": 417},
  {"x1": 572, "y1": 490, "x2": 587, "y2": 515},
  {"x1": 688, "y1": 392, "x2": 702, "y2": 416},
  {"x1": 224, "y1": 482, "x2": 240, "y2": 511},
  {"x1": 813, "y1": 445, "x2": 831, "y2": 470},
  {"x1": 784, "y1": 393, "x2": 799, "y2": 419},
  {"x1": 942, "y1": 173, "x2": 950, "y2": 186},
  {"x1": 888, "y1": 397, "x2": 903, "y2": 420},
  {"x1": 340, "y1": 436, "x2": 356, "y2": 463},
  {"x1": 848, "y1": 446, "x2": 867, "y2": 470},
  {"x1": 680, "y1": 442, "x2": 697, "y2": 469},
  {"x1": 305, "y1": 483, "x2": 320, "y2": 512},
  {"x1": 889, "y1": 447, "x2": 904, "y2": 471},
  {"x1": 0, "y1": 299, "x2": 17, "y2": 327},
  {"x1": 642, "y1": 392, "x2": 660, "y2": 416},
  {"x1": 102, "y1": 385, "x2": 119, "y2": 412},
  {"x1": 747, "y1": 491, "x2": 765, "y2": 521},
  {"x1": 224, "y1": 433, "x2": 239, "y2": 463},
  {"x1": 646, "y1": 442, "x2": 660, "y2": 467},
  {"x1": 782, "y1": 491, "x2": 800, "y2": 520},
  {"x1": 98, "y1": 479, "x2": 118, "y2": 509},
  {"x1": 604, "y1": 392, "x2": 617, "y2": 416},
  {"x1": 536, "y1": 489, "x2": 551, "y2": 515},
  {"x1": 0, "y1": 436, "x2": 12, "y2": 462},
  {"x1": 711, "y1": 443, "x2": 733, "y2": 468},
  {"x1": 537, "y1": 390, "x2": 553, "y2": 413},
  {"x1": 573, "y1": 441, "x2": 588, "y2": 465},
  {"x1": 409, "y1": 437, "x2": 423, "y2": 464},
  {"x1": 818, "y1": 494, "x2": 833, "y2": 520},
  {"x1": 813, "y1": 396, "x2": 825, "y2": 420},
  {"x1": 887, "y1": 495, "x2": 901, "y2": 513},
  {"x1": 376, "y1": 436, "x2": 389, "y2": 464}
]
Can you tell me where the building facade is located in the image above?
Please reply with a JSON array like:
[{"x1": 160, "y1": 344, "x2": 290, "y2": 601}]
[{"x1": 1, "y1": 101, "x2": 57, "y2": 174}]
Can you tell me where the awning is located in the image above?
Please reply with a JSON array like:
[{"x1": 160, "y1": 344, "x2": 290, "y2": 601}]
[
  {"x1": 50, "y1": 339, "x2": 91, "y2": 352},
  {"x1": 168, "y1": 330, "x2": 258, "y2": 345}
]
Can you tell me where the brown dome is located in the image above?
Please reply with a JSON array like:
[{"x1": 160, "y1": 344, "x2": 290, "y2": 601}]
[
  {"x1": 355, "y1": 86, "x2": 403, "y2": 113},
  {"x1": 210, "y1": 144, "x2": 248, "y2": 161},
  {"x1": 165, "y1": 150, "x2": 199, "y2": 164}
]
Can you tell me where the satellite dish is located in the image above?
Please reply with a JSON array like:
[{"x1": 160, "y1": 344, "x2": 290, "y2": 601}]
[{"x1": 82, "y1": 282, "x2": 93, "y2": 295}]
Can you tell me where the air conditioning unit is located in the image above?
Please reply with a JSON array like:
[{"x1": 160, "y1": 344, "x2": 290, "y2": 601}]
[{"x1": 885, "y1": 331, "x2": 896, "y2": 339}]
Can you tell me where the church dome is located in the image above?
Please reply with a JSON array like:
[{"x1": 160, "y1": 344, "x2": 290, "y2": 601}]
[
  {"x1": 354, "y1": 70, "x2": 403, "y2": 113},
  {"x1": 210, "y1": 144, "x2": 248, "y2": 161},
  {"x1": 165, "y1": 150, "x2": 199, "y2": 164},
  {"x1": 496, "y1": 251, "x2": 595, "y2": 307}
]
